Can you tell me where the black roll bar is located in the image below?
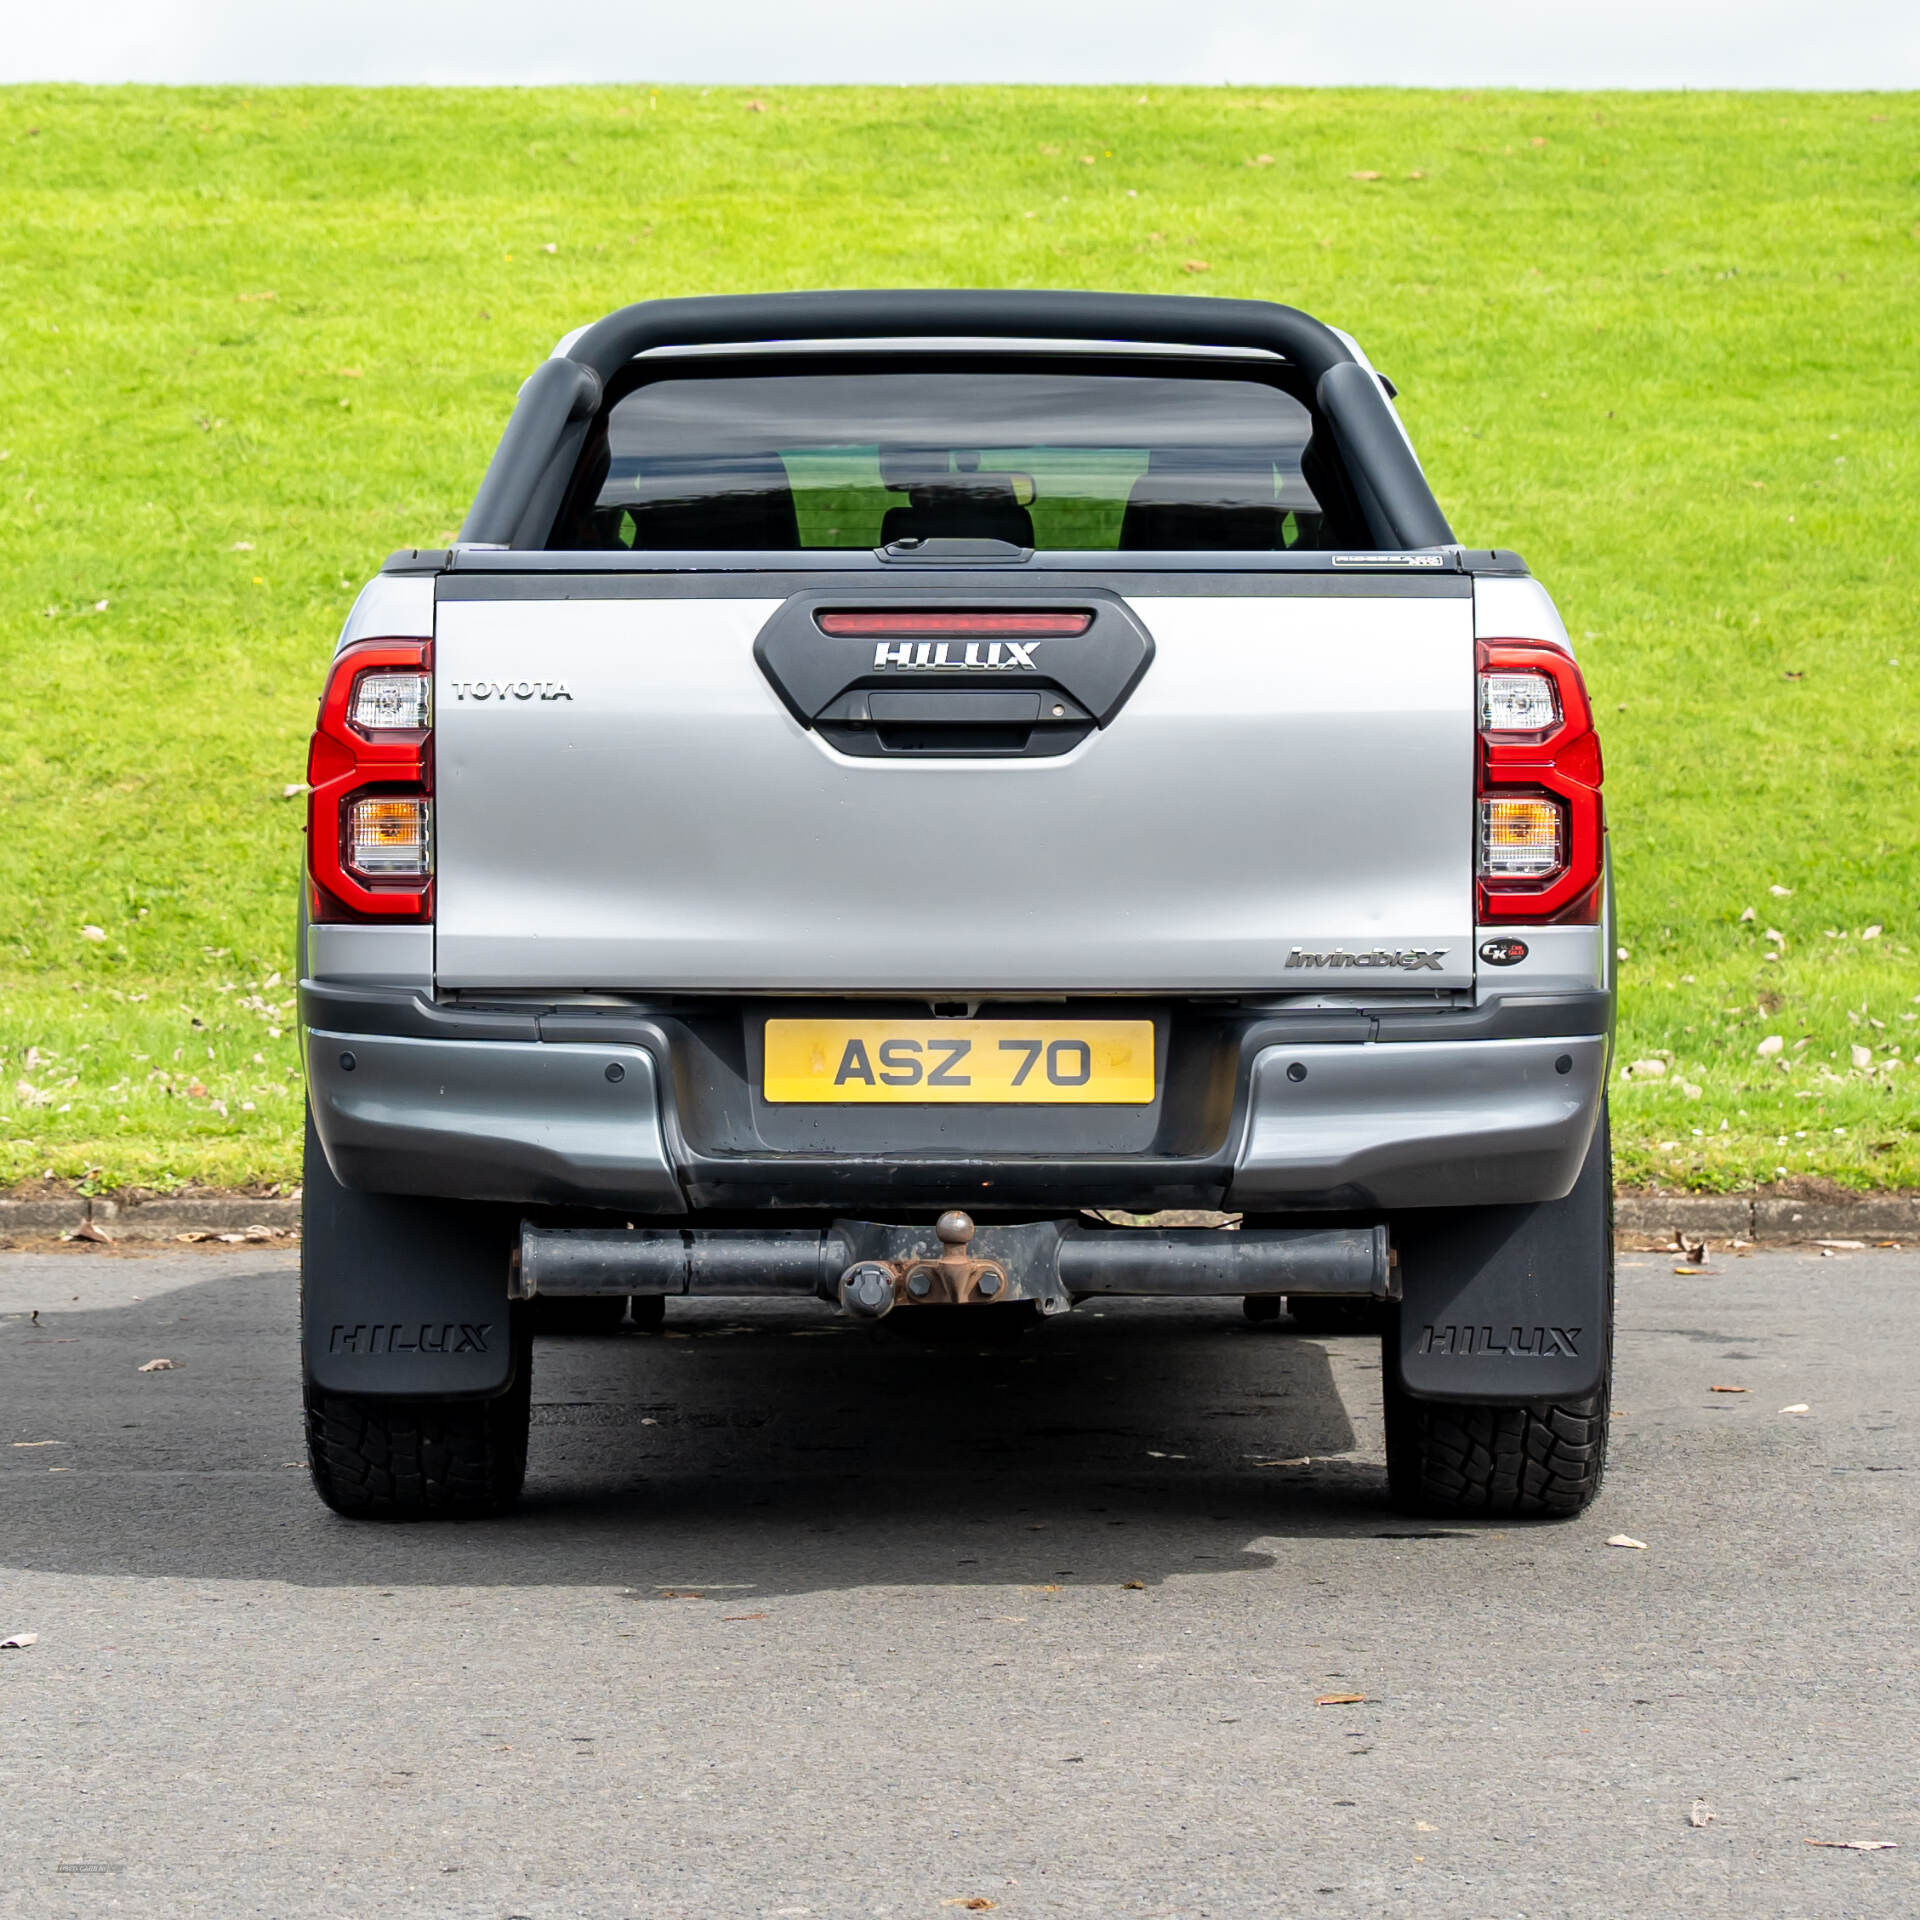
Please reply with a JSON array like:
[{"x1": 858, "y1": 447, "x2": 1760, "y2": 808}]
[{"x1": 458, "y1": 289, "x2": 1455, "y2": 551}]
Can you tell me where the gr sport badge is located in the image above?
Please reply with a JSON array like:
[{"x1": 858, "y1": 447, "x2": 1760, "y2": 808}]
[{"x1": 1479, "y1": 937, "x2": 1530, "y2": 966}]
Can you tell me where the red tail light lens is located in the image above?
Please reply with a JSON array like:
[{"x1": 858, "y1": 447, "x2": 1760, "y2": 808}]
[
  {"x1": 816, "y1": 610, "x2": 1093, "y2": 637},
  {"x1": 307, "y1": 640, "x2": 433, "y2": 922},
  {"x1": 1476, "y1": 640, "x2": 1604, "y2": 923}
]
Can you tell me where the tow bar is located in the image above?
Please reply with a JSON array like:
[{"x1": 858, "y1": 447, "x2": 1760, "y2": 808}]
[{"x1": 513, "y1": 1212, "x2": 1394, "y2": 1320}]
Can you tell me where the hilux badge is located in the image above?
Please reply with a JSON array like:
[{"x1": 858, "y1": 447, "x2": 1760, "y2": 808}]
[{"x1": 871, "y1": 640, "x2": 1039, "y2": 671}]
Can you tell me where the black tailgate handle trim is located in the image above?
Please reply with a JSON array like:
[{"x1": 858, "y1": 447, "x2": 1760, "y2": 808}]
[{"x1": 753, "y1": 588, "x2": 1155, "y2": 758}]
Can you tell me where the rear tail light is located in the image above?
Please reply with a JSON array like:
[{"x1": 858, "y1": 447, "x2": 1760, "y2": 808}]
[
  {"x1": 307, "y1": 640, "x2": 433, "y2": 922},
  {"x1": 1476, "y1": 640, "x2": 1604, "y2": 922}
]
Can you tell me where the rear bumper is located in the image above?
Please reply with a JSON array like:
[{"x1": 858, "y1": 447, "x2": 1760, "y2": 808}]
[{"x1": 304, "y1": 986, "x2": 1609, "y2": 1215}]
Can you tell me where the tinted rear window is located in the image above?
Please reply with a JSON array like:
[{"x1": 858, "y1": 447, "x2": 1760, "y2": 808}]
[{"x1": 562, "y1": 365, "x2": 1350, "y2": 552}]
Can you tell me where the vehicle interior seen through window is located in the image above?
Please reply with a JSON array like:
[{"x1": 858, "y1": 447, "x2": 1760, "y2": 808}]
[{"x1": 550, "y1": 355, "x2": 1373, "y2": 551}]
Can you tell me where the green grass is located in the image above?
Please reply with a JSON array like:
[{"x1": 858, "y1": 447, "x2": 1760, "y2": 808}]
[{"x1": 1, "y1": 83, "x2": 1916, "y2": 1194}]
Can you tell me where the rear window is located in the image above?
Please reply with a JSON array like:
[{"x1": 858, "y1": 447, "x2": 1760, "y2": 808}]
[{"x1": 557, "y1": 362, "x2": 1359, "y2": 552}]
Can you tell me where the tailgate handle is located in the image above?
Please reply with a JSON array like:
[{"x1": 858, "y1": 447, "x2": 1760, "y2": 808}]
[
  {"x1": 816, "y1": 686, "x2": 1091, "y2": 757},
  {"x1": 865, "y1": 691, "x2": 1044, "y2": 725}
]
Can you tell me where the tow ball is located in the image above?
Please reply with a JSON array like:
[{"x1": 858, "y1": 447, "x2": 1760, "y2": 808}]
[{"x1": 837, "y1": 1210, "x2": 1009, "y2": 1319}]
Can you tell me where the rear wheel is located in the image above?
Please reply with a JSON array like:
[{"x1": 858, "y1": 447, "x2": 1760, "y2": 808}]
[
  {"x1": 1382, "y1": 1114, "x2": 1614, "y2": 1519},
  {"x1": 1382, "y1": 1385, "x2": 1609, "y2": 1518},
  {"x1": 300, "y1": 1107, "x2": 530, "y2": 1519},
  {"x1": 306, "y1": 1343, "x2": 532, "y2": 1520}
]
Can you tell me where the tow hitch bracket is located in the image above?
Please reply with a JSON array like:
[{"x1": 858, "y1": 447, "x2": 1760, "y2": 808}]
[{"x1": 514, "y1": 1212, "x2": 1393, "y2": 1318}]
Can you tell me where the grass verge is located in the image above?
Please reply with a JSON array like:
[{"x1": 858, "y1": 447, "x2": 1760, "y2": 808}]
[{"x1": 1, "y1": 83, "x2": 1915, "y2": 1190}]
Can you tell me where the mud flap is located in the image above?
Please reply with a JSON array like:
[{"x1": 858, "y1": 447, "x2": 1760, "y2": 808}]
[
  {"x1": 1389, "y1": 1104, "x2": 1612, "y2": 1405},
  {"x1": 300, "y1": 1108, "x2": 521, "y2": 1398}
]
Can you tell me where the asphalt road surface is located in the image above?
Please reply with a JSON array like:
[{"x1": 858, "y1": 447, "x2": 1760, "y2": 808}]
[{"x1": 2, "y1": 1243, "x2": 1916, "y2": 1918}]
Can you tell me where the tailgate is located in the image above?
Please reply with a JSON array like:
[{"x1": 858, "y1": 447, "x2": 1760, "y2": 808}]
[{"x1": 432, "y1": 582, "x2": 1475, "y2": 993}]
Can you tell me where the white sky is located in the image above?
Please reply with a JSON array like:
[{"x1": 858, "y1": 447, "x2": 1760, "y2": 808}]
[{"x1": 4, "y1": 0, "x2": 1916, "y2": 89}]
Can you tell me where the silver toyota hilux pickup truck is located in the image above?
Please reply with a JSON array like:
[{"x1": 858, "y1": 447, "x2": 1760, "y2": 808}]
[{"x1": 299, "y1": 290, "x2": 1614, "y2": 1522}]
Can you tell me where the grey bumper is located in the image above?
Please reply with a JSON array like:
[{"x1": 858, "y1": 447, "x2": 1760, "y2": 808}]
[
  {"x1": 308, "y1": 1031, "x2": 682, "y2": 1211},
  {"x1": 306, "y1": 1022, "x2": 1607, "y2": 1215},
  {"x1": 1228, "y1": 1035, "x2": 1608, "y2": 1211}
]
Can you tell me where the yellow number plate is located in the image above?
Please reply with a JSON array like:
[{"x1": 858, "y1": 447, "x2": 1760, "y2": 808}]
[{"x1": 763, "y1": 1019, "x2": 1155, "y2": 1105}]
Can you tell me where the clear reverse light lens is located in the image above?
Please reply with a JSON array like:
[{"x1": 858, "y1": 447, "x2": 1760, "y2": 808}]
[
  {"x1": 350, "y1": 669, "x2": 431, "y2": 732},
  {"x1": 1479, "y1": 796, "x2": 1563, "y2": 879},
  {"x1": 1479, "y1": 670, "x2": 1558, "y2": 733},
  {"x1": 346, "y1": 796, "x2": 432, "y2": 878}
]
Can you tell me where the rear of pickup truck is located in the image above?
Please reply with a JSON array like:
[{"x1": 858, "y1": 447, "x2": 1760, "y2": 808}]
[{"x1": 298, "y1": 290, "x2": 1614, "y2": 1523}]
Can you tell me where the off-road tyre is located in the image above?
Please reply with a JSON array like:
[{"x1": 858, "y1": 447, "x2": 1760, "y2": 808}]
[
  {"x1": 305, "y1": 1342, "x2": 533, "y2": 1520},
  {"x1": 1382, "y1": 1382, "x2": 1609, "y2": 1518},
  {"x1": 526, "y1": 1294, "x2": 630, "y2": 1336}
]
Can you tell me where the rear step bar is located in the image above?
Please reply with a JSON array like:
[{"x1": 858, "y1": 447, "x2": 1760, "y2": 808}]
[{"x1": 515, "y1": 1213, "x2": 1394, "y2": 1321}]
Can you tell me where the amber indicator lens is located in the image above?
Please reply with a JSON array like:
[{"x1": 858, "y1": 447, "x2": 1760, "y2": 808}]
[
  {"x1": 1478, "y1": 796, "x2": 1564, "y2": 880},
  {"x1": 345, "y1": 795, "x2": 433, "y2": 880}
]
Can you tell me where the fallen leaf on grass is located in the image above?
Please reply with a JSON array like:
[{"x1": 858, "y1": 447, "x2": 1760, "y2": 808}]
[
  {"x1": 1181, "y1": 260, "x2": 1210, "y2": 274},
  {"x1": 1780, "y1": 1403, "x2": 1811, "y2": 1414},
  {"x1": 1805, "y1": 1838, "x2": 1896, "y2": 1851},
  {"x1": 1606, "y1": 1534, "x2": 1649, "y2": 1551},
  {"x1": 1316, "y1": 1693, "x2": 1366, "y2": 1706},
  {"x1": 1350, "y1": 169, "x2": 1382, "y2": 180},
  {"x1": 721, "y1": 1612, "x2": 769, "y2": 1622},
  {"x1": 1, "y1": 1633, "x2": 37, "y2": 1650},
  {"x1": 1689, "y1": 1799, "x2": 1716, "y2": 1828},
  {"x1": 1709, "y1": 1385, "x2": 1750, "y2": 1394}
]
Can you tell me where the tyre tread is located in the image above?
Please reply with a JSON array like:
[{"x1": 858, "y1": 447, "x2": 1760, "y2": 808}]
[
  {"x1": 1386, "y1": 1387, "x2": 1609, "y2": 1518},
  {"x1": 304, "y1": 1359, "x2": 530, "y2": 1520}
]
